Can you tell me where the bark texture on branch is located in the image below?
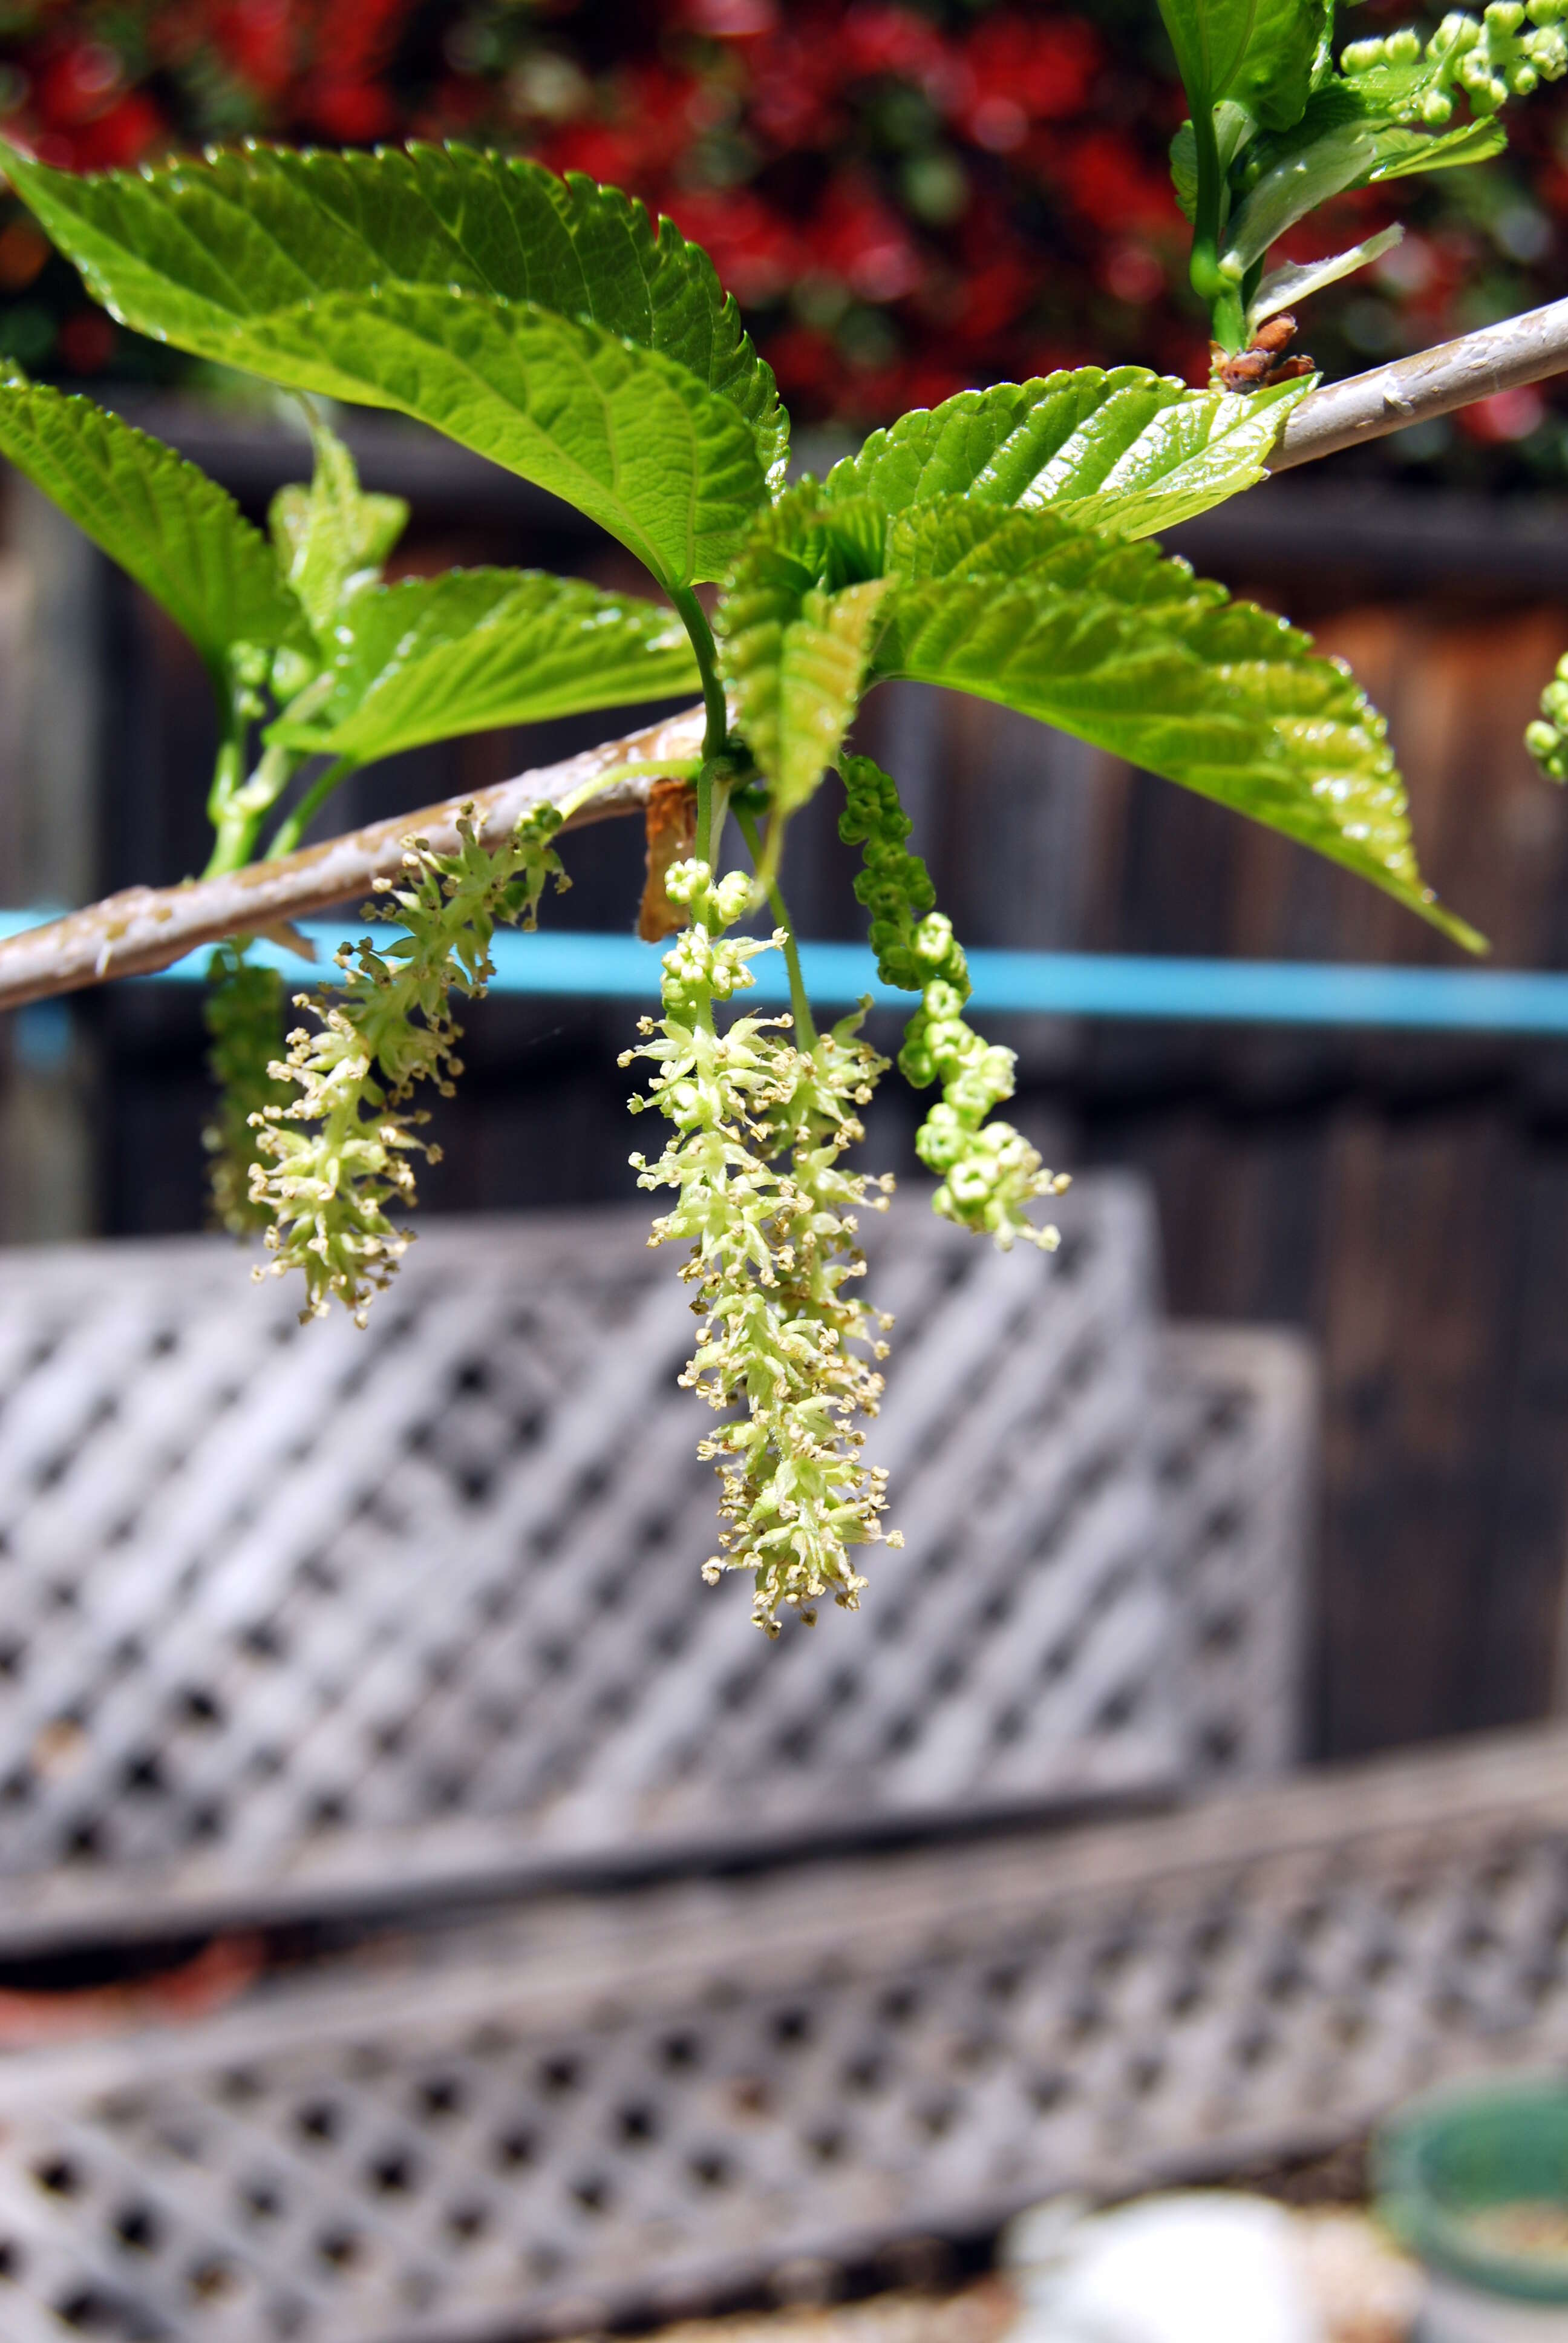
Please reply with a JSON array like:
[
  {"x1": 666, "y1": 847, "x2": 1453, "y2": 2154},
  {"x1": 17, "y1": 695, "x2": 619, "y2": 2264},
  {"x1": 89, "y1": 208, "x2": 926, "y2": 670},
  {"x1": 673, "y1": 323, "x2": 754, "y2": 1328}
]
[
  {"x1": 0, "y1": 706, "x2": 705, "y2": 1012},
  {"x1": 1268, "y1": 295, "x2": 1568, "y2": 471},
  {"x1": 7, "y1": 297, "x2": 1568, "y2": 1018}
]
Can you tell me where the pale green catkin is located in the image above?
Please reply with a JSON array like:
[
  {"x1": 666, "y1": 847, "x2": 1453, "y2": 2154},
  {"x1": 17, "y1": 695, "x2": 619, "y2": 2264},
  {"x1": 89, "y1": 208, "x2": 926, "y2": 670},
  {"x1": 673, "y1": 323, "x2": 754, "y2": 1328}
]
[
  {"x1": 250, "y1": 804, "x2": 566, "y2": 1324},
  {"x1": 624, "y1": 857, "x2": 901, "y2": 1633}
]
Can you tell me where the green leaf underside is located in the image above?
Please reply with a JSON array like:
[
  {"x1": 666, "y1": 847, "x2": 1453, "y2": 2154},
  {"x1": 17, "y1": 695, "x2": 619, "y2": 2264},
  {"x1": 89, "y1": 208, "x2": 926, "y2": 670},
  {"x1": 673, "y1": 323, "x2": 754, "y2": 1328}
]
[
  {"x1": 720, "y1": 491, "x2": 890, "y2": 814},
  {"x1": 873, "y1": 503, "x2": 1481, "y2": 951},
  {"x1": 0, "y1": 367, "x2": 309, "y2": 675},
  {"x1": 0, "y1": 138, "x2": 787, "y2": 491},
  {"x1": 226, "y1": 287, "x2": 763, "y2": 589},
  {"x1": 828, "y1": 368, "x2": 1312, "y2": 541},
  {"x1": 269, "y1": 568, "x2": 702, "y2": 761}
]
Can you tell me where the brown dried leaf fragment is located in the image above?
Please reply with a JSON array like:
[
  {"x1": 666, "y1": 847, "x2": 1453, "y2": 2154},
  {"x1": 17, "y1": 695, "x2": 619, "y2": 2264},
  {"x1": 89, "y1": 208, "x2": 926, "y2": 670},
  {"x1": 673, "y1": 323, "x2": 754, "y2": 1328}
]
[{"x1": 638, "y1": 778, "x2": 699, "y2": 942}]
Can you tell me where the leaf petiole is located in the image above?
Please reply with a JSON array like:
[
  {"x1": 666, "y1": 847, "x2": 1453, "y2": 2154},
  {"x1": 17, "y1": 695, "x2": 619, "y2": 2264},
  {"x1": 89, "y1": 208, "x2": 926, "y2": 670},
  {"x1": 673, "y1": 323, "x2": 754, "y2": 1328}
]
[
  {"x1": 669, "y1": 583, "x2": 728, "y2": 761},
  {"x1": 264, "y1": 756, "x2": 359, "y2": 859}
]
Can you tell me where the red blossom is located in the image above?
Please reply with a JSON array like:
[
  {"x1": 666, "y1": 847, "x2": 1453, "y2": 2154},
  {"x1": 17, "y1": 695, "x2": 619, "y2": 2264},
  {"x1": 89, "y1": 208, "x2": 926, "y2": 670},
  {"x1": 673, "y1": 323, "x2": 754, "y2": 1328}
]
[
  {"x1": 536, "y1": 121, "x2": 641, "y2": 185},
  {"x1": 33, "y1": 38, "x2": 122, "y2": 127},
  {"x1": 1460, "y1": 385, "x2": 1546, "y2": 442},
  {"x1": 70, "y1": 90, "x2": 164, "y2": 167},
  {"x1": 56, "y1": 307, "x2": 116, "y2": 369},
  {"x1": 662, "y1": 188, "x2": 803, "y2": 306},
  {"x1": 809, "y1": 172, "x2": 924, "y2": 302},
  {"x1": 841, "y1": 6, "x2": 949, "y2": 84},
  {"x1": 763, "y1": 321, "x2": 841, "y2": 404},
  {"x1": 959, "y1": 14, "x2": 1099, "y2": 125},
  {"x1": 306, "y1": 77, "x2": 394, "y2": 142},
  {"x1": 212, "y1": 0, "x2": 296, "y2": 97}
]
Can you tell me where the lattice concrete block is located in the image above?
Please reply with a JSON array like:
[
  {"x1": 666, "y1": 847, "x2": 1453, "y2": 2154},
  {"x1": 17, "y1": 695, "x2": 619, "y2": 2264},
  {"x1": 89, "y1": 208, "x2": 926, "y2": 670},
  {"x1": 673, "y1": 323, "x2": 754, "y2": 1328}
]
[
  {"x1": 0, "y1": 1181, "x2": 1193, "y2": 1942},
  {"x1": 0, "y1": 1728, "x2": 1561, "y2": 2342}
]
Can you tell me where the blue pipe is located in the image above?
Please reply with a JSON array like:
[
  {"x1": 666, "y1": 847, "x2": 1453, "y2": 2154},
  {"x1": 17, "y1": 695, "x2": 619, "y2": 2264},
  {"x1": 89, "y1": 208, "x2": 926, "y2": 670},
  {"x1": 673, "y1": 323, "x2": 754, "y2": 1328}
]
[{"x1": 6, "y1": 908, "x2": 1568, "y2": 1036}]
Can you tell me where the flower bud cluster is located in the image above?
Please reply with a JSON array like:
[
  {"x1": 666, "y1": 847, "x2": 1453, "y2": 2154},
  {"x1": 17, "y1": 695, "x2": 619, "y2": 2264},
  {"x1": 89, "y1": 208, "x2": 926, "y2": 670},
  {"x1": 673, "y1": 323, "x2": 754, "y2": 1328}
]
[
  {"x1": 1342, "y1": 0, "x2": 1568, "y2": 121},
  {"x1": 1527, "y1": 650, "x2": 1568, "y2": 781},
  {"x1": 202, "y1": 942, "x2": 290, "y2": 1236},
  {"x1": 250, "y1": 804, "x2": 566, "y2": 1324},
  {"x1": 625, "y1": 856, "x2": 900, "y2": 1634},
  {"x1": 839, "y1": 754, "x2": 1068, "y2": 1251}
]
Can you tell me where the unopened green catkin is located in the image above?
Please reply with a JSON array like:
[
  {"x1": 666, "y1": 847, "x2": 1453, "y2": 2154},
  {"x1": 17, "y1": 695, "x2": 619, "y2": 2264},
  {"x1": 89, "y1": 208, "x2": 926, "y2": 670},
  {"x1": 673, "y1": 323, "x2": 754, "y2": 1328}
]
[
  {"x1": 840, "y1": 753, "x2": 1068, "y2": 1250},
  {"x1": 1528, "y1": 647, "x2": 1568, "y2": 782},
  {"x1": 625, "y1": 857, "x2": 900, "y2": 1633},
  {"x1": 250, "y1": 803, "x2": 566, "y2": 1323}
]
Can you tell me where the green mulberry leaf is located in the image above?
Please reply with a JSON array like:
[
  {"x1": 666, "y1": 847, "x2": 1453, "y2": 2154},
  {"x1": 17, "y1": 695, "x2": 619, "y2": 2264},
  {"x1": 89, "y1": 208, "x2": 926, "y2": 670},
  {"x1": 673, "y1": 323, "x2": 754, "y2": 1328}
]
[
  {"x1": 1157, "y1": 0, "x2": 1328, "y2": 129},
  {"x1": 719, "y1": 488, "x2": 890, "y2": 814},
  {"x1": 827, "y1": 366, "x2": 1312, "y2": 541},
  {"x1": 268, "y1": 568, "x2": 701, "y2": 763},
  {"x1": 0, "y1": 137, "x2": 787, "y2": 493},
  {"x1": 0, "y1": 363, "x2": 309, "y2": 681},
  {"x1": 873, "y1": 500, "x2": 1480, "y2": 950},
  {"x1": 209, "y1": 284, "x2": 765, "y2": 592}
]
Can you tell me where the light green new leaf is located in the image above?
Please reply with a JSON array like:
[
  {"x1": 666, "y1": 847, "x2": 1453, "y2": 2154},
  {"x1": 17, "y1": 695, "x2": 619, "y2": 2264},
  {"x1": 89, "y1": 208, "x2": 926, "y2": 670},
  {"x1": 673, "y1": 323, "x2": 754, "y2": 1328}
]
[
  {"x1": 268, "y1": 568, "x2": 702, "y2": 763},
  {"x1": 1221, "y1": 114, "x2": 1379, "y2": 269},
  {"x1": 0, "y1": 365, "x2": 309, "y2": 681},
  {"x1": 270, "y1": 413, "x2": 408, "y2": 643},
  {"x1": 1222, "y1": 94, "x2": 1506, "y2": 272},
  {"x1": 874, "y1": 500, "x2": 1480, "y2": 950},
  {"x1": 204, "y1": 283, "x2": 764, "y2": 592},
  {"x1": 1366, "y1": 117, "x2": 1508, "y2": 181},
  {"x1": 0, "y1": 137, "x2": 788, "y2": 493},
  {"x1": 1157, "y1": 0, "x2": 1327, "y2": 128},
  {"x1": 827, "y1": 366, "x2": 1313, "y2": 541},
  {"x1": 720, "y1": 490, "x2": 890, "y2": 814},
  {"x1": 1248, "y1": 223, "x2": 1403, "y2": 331}
]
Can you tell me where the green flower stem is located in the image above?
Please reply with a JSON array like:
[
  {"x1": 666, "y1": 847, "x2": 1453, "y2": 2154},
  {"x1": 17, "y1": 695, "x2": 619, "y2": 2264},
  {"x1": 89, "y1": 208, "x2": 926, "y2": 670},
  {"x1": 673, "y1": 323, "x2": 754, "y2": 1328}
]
[
  {"x1": 264, "y1": 755, "x2": 358, "y2": 859},
  {"x1": 670, "y1": 583, "x2": 729, "y2": 761},
  {"x1": 696, "y1": 758, "x2": 716, "y2": 870},
  {"x1": 735, "y1": 802, "x2": 816, "y2": 1048},
  {"x1": 202, "y1": 686, "x2": 255, "y2": 877},
  {"x1": 203, "y1": 738, "x2": 302, "y2": 877},
  {"x1": 1187, "y1": 100, "x2": 1244, "y2": 353}
]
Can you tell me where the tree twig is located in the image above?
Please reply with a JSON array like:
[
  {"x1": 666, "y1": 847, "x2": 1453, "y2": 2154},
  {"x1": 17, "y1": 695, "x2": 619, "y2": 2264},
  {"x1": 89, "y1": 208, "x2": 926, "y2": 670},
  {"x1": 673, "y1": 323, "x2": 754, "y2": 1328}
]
[
  {"x1": 7, "y1": 297, "x2": 1568, "y2": 1017},
  {"x1": 0, "y1": 706, "x2": 705, "y2": 1011},
  {"x1": 1268, "y1": 295, "x2": 1568, "y2": 471}
]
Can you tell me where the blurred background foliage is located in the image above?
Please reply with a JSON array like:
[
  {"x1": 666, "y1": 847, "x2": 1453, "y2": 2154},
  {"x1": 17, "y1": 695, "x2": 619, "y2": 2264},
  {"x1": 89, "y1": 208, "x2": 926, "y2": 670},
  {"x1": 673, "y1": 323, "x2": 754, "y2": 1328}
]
[{"x1": 0, "y1": 0, "x2": 1564, "y2": 487}]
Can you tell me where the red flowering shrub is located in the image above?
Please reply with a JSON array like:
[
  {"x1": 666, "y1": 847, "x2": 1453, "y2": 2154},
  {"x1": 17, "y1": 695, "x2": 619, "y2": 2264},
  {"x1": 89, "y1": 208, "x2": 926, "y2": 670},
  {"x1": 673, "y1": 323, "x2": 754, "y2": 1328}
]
[{"x1": 0, "y1": 0, "x2": 1564, "y2": 487}]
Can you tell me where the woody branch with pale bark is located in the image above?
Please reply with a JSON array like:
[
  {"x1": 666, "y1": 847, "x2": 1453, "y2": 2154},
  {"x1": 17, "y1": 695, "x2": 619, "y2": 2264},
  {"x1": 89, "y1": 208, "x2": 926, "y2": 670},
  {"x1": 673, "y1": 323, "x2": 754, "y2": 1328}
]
[{"x1": 0, "y1": 298, "x2": 1564, "y2": 1018}]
